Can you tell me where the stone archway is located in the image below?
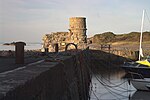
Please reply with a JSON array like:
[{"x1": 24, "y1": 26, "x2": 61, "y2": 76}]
[{"x1": 65, "y1": 43, "x2": 77, "y2": 51}]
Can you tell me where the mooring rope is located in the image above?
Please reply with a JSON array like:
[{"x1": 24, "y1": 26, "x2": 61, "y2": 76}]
[
  {"x1": 89, "y1": 66, "x2": 130, "y2": 99},
  {"x1": 82, "y1": 50, "x2": 135, "y2": 100}
]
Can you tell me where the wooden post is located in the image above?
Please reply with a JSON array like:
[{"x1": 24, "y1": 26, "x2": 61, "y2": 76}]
[{"x1": 15, "y1": 42, "x2": 26, "y2": 64}]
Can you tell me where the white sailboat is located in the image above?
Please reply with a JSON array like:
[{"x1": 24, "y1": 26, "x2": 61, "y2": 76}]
[
  {"x1": 136, "y1": 9, "x2": 150, "y2": 66},
  {"x1": 122, "y1": 10, "x2": 150, "y2": 78},
  {"x1": 128, "y1": 10, "x2": 150, "y2": 91}
]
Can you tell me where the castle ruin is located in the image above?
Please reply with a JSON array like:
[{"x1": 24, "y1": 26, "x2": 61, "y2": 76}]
[
  {"x1": 69, "y1": 17, "x2": 87, "y2": 44},
  {"x1": 42, "y1": 17, "x2": 87, "y2": 51}
]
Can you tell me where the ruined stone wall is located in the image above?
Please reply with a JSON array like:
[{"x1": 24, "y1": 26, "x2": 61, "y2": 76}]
[
  {"x1": 42, "y1": 32, "x2": 71, "y2": 51},
  {"x1": 43, "y1": 32, "x2": 70, "y2": 45},
  {"x1": 42, "y1": 17, "x2": 87, "y2": 51}
]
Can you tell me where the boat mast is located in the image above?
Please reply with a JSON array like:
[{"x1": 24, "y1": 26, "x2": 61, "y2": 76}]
[{"x1": 139, "y1": 10, "x2": 145, "y2": 61}]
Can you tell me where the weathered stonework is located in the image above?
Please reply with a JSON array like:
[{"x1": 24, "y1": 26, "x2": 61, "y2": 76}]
[
  {"x1": 69, "y1": 17, "x2": 87, "y2": 44},
  {"x1": 42, "y1": 32, "x2": 70, "y2": 51},
  {"x1": 42, "y1": 17, "x2": 87, "y2": 51}
]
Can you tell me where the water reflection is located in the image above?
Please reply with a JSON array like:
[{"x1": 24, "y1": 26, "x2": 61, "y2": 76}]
[{"x1": 90, "y1": 68, "x2": 149, "y2": 100}]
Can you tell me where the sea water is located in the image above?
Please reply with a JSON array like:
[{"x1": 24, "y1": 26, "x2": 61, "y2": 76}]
[
  {"x1": 0, "y1": 43, "x2": 42, "y2": 51},
  {"x1": 90, "y1": 68, "x2": 150, "y2": 100}
]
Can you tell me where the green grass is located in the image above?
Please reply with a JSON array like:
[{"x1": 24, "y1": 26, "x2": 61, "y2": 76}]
[{"x1": 92, "y1": 31, "x2": 150, "y2": 44}]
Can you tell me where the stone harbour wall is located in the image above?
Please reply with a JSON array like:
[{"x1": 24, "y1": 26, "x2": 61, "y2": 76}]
[{"x1": 0, "y1": 50, "x2": 91, "y2": 100}]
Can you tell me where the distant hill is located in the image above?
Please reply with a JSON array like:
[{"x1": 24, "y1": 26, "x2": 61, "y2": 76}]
[{"x1": 91, "y1": 31, "x2": 150, "y2": 44}]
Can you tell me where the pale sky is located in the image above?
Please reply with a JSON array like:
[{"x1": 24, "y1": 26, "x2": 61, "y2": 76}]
[{"x1": 0, "y1": 0, "x2": 150, "y2": 42}]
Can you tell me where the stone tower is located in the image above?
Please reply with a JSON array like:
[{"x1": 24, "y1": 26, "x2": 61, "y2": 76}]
[{"x1": 69, "y1": 17, "x2": 87, "y2": 44}]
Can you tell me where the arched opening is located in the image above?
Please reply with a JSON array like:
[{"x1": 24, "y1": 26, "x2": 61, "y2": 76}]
[{"x1": 65, "y1": 43, "x2": 77, "y2": 51}]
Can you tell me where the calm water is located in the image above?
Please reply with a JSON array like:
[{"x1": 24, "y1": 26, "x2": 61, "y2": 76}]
[
  {"x1": 90, "y1": 68, "x2": 150, "y2": 100},
  {"x1": 0, "y1": 43, "x2": 42, "y2": 51}
]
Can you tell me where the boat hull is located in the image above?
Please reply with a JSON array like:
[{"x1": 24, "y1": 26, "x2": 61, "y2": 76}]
[
  {"x1": 122, "y1": 65, "x2": 150, "y2": 78},
  {"x1": 131, "y1": 91, "x2": 150, "y2": 100},
  {"x1": 130, "y1": 78, "x2": 150, "y2": 91}
]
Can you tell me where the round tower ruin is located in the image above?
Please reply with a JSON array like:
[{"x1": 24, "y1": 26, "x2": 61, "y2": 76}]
[{"x1": 69, "y1": 17, "x2": 87, "y2": 44}]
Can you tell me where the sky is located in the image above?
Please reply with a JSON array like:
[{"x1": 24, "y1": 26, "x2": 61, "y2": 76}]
[{"x1": 0, "y1": 0, "x2": 150, "y2": 43}]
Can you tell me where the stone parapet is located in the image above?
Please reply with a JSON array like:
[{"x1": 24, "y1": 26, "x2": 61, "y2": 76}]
[{"x1": 0, "y1": 50, "x2": 91, "y2": 100}]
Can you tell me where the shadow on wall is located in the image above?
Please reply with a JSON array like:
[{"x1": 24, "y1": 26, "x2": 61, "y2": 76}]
[{"x1": 89, "y1": 50, "x2": 131, "y2": 67}]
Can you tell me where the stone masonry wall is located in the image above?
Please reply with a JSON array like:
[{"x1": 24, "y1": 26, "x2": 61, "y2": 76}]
[
  {"x1": 42, "y1": 32, "x2": 70, "y2": 51},
  {"x1": 0, "y1": 50, "x2": 91, "y2": 100},
  {"x1": 42, "y1": 17, "x2": 87, "y2": 51},
  {"x1": 69, "y1": 17, "x2": 87, "y2": 44}
]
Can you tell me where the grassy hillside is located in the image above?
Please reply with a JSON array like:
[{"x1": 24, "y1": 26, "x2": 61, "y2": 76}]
[{"x1": 92, "y1": 31, "x2": 150, "y2": 44}]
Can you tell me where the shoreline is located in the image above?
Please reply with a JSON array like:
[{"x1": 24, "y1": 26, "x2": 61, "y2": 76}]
[
  {"x1": 0, "y1": 43, "x2": 42, "y2": 51},
  {"x1": 0, "y1": 49, "x2": 42, "y2": 57}
]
